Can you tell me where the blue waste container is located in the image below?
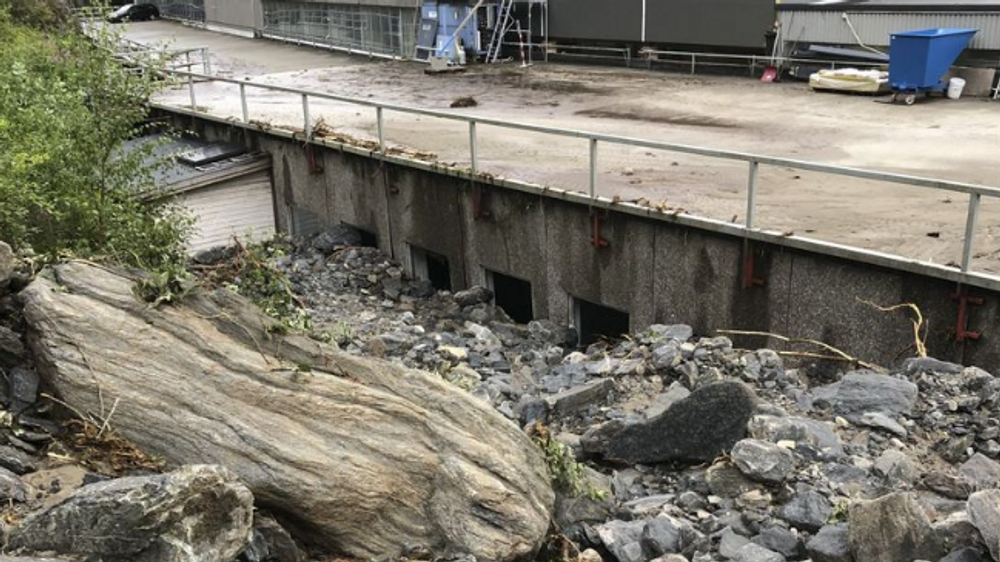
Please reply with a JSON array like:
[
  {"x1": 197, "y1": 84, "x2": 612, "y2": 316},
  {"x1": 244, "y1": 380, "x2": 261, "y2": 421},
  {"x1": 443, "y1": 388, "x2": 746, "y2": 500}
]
[{"x1": 889, "y1": 28, "x2": 977, "y2": 92}]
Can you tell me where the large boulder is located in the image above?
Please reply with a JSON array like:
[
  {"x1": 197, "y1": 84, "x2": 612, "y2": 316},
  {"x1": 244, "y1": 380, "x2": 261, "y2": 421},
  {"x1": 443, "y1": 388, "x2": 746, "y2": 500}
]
[
  {"x1": 848, "y1": 492, "x2": 942, "y2": 562},
  {"x1": 8, "y1": 465, "x2": 253, "y2": 562},
  {"x1": 20, "y1": 261, "x2": 554, "y2": 562},
  {"x1": 582, "y1": 381, "x2": 757, "y2": 463}
]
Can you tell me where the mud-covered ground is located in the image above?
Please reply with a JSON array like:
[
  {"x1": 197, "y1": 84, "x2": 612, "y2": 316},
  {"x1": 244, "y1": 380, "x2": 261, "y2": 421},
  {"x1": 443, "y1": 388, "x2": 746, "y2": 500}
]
[{"x1": 123, "y1": 21, "x2": 1000, "y2": 273}]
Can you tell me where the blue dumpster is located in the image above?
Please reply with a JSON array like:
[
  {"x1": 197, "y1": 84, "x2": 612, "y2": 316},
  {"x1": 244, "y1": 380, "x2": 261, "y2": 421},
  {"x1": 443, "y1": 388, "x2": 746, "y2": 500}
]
[{"x1": 889, "y1": 28, "x2": 977, "y2": 103}]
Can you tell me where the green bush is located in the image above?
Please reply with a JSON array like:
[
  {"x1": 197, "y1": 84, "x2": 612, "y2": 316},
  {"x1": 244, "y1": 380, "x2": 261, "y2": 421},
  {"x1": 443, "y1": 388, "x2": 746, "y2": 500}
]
[{"x1": 0, "y1": 8, "x2": 190, "y2": 273}]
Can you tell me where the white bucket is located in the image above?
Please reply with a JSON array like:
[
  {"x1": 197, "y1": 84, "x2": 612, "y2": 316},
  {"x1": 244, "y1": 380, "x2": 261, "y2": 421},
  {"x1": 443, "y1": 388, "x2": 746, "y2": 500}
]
[{"x1": 948, "y1": 77, "x2": 967, "y2": 100}]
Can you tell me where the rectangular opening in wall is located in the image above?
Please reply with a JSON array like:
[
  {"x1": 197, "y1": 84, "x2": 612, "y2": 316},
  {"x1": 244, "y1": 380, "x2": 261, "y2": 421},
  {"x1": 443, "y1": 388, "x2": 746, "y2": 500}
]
[
  {"x1": 485, "y1": 269, "x2": 534, "y2": 324},
  {"x1": 573, "y1": 297, "x2": 630, "y2": 345},
  {"x1": 343, "y1": 223, "x2": 378, "y2": 248},
  {"x1": 409, "y1": 244, "x2": 452, "y2": 291}
]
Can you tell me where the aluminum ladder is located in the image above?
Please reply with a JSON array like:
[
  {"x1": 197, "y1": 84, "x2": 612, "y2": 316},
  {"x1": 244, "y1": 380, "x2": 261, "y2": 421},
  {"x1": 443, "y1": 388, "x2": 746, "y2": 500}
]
[{"x1": 485, "y1": 0, "x2": 515, "y2": 63}]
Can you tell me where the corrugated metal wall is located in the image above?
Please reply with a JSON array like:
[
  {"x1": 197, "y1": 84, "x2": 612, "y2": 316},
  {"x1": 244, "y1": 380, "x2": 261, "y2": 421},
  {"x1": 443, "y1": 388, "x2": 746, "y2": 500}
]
[
  {"x1": 261, "y1": 1, "x2": 419, "y2": 56},
  {"x1": 548, "y1": 0, "x2": 643, "y2": 43},
  {"x1": 548, "y1": 0, "x2": 774, "y2": 49},
  {"x1": 779, "y1": 10, "x2": 1000, "y2": 50},
  {"x1": 646, "y1": 0, "x2": 774, "y2": 49},
  {"x1": 150, "y1": 0, "x2": 205, "y2": 22},
  {"x1": 205, "y1": 0, "x2": 261, "y2": 30}
]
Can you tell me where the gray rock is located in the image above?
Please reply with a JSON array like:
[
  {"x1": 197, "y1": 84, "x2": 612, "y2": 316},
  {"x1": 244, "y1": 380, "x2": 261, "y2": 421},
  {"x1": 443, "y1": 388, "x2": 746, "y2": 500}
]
[
  {"x1": 858, "y1": 412, "x2": 907, "y2": 437},
  {"x1": 707, "y1": 462, "x2": 764, "y2": 499},
  {"x1": 731, "y1": 439, "x2": 794, "y2": 484},
  {"x1": 902, "y1": 357, "x2": 964, "y2": 376},
  {"x1": 0, "y1": 325, "x2": 25, "y2": 366},
  {"x1": 934, "y1": 511, "x2": 983, "y2": 553},
  {"x1": 311, "y1": 224, "x2": 361, "y2": 254},
  {"x1": 645, "y1": 324, "x2": 694, "y2": 343},
  {"x1": 242, "y1": 514, "x2": 303, "y2": 562},
  {"x1": 10, "y1": 366, "x2": 39, "y2": 413},
  {"x1": 527, "y1": 320, "x2": 577, "y2": 346},
  {"x1": 8, "y1": 465, "x2": 254, "y2": 562},
  {"x1": 652, "y1": 341, "x2": 684, "y2": 370},
  {"x1": 645, "y1": 384, "x2": 690, "y2": 419},
  {"x1": 806, "y1": 525, "x2": 851, "y2": 562},
  {"x1": 719, "y1": 527, "x2": 751, "y2": 558},
  {"x1": 924, "y1": 471, "x2": 974, "y2": 500},
  {"x1": 752, "y1": 528, "x2": 803, "y2": 560},
  {"x1": 21, "y1": 261, "x2": 554, "y2": 562},
  {"x1": 779, "y1": 490, "x2": 832, "y2": 532},
  {"x1": 584, "y1": 381, "x2": 757, "y2": 463},
  {"x1": 0, "y1": 466, "x2": 28, "y2": 503},
  {"x1": 649, "y1": 556, "x2": 689, "y2": 562},
  {"x1": 960, "y1": 453, "x2": 1000, "y2": 492},
  {"x1": 0, "y1": 445, "x2": 37, "y2": 475},
  {"x1": 849, "y1": 492, "x2": 943, "y2": 562},
  {"x1": 622, "y1": 494, "x2": 676, "y2": 518},
  {"x1": 454, "y1": 286, "x2": 494, "y2": 307},
  {"x1": 967, "y1": 490, "x2": 1000, "y2": 561},
  {"x1": 597, "y1": 520, "x2": 647, "y2": 562},
  {"x1": 545, "y1": 379, "x2": 615, "y2": 415},
  {"x1": 554, "y1": 468, "x2": 613, "y2": 530},
  {"x1": 643, "y1": 516, "x2": 683, "y2": 557},
  {"x1": 731, "y1": 543, "x2": 785, "y2": 562},
  {"x1": 748, "y1": 415, "x2": 843, "y2": 458},
  {"x1": 940, "y1": 548, "x2": 988, "y2": 562},
  {"x1": 874, "y1": 449, "x2": 917, "y2": 486},
  {"x1": 816, "y1": 372, "x2": 918, "y2": 423},
  {"x1": 0, "y1": 241, "x2": 14, "y2": 288}
]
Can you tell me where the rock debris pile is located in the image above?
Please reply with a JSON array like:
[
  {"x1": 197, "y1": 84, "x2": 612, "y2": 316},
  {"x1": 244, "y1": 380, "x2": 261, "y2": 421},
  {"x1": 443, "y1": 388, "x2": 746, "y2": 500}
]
[
  {"x1": 0, "y1": 230, "x2": 998, "y2": 562},
  {"x1": 276, "y1": 229, "x2": 1000, "y2": 562}
]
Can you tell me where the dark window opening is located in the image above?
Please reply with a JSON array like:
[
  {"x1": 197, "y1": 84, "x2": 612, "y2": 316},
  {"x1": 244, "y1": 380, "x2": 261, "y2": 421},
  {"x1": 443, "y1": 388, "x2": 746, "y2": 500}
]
[
  {"x1": 410, "y1": 245, "x2": 452, "y2": 292},
  {"x1": 349, "y1": 225, "x2": 378, "y2": 248},
  {"x1": 488, "y1": 270, "x2": 534, "y2": 324},
  {"x1": 575, "y1": 297, "x2": 630, "y2": 345}
]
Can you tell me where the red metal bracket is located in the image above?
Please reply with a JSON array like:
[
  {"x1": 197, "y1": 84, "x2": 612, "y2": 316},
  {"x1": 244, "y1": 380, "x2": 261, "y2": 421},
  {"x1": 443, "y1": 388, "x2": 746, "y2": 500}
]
[
  {"x1": 305, "y1": 144, "x2": 323, "y2": 175},
  {"x1": 590, "y1": 211, "x2": 609, "y2": 248},
  {"x1": 472, "y1": 185, "x2": 491, "y2": 220},
  {"x1": 741, "y1": 239, "x2": 765, "y2": 288},
  {"x1": 950, "y1": 285, "x2": 983, "y2": 342}
]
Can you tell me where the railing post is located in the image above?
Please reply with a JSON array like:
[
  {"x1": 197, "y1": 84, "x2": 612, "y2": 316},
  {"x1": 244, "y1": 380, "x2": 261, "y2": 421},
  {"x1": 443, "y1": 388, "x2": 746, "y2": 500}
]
[
  {"x1": 589, "y1": 138, "x2": 598, "y2": 198},
  {"x1": 961, "y1": 192, "x2": 982, "y2": 273},
  {"x1": 746, "y1": 160, "x2": 759, "y2": 229},
  {"x1": 469, "y1": 121, "x2": 478, "y2": 174},
  {"x1": 239, "y1": 83, "x2": 249, "y2": 123},
  {"x1": 690, "y1": 54, "x2": 696, "y2": 75},
  {"x1": 203, "y1": 47, "x2": 211, "y2": 74},
  {"x1": 187, "y1": 73, "x2": 196, "y2": 110},
  {"x1": 377, "y1": 106, "x2": 385, "y2": 155},
  {"x1": 301, "y1": 93, "x2": 311, "y2": 137}
]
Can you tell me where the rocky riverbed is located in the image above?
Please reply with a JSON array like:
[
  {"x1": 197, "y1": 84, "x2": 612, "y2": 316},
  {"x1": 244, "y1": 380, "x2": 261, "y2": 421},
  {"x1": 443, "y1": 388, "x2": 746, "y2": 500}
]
[{"x1": 0, "y1": 232, "x2": 999, "y2": 562}]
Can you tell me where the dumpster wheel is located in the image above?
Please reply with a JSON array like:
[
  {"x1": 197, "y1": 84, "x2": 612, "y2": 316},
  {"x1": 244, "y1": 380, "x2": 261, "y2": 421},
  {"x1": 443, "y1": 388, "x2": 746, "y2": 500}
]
[{"x1": 904, "y1": 93, "x2": 917, "y2": 105}]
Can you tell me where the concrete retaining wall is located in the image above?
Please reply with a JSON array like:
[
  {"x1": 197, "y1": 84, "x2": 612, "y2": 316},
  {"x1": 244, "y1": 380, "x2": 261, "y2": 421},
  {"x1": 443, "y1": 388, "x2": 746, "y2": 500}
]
[{"x1": 173, "y1": 111, "x2": 1000, "y2": 370}]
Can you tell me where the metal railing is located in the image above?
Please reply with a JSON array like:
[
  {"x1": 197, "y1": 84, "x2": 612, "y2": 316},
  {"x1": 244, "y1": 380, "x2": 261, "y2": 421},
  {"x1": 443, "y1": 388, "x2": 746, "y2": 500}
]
[
  {"x1": 156, "y1": 66, "x2": 999, "y2": 279},
  {"x1": 640, "y1": 49, "x2": 887, "y2": 75},
  {"x1": 115, "y1": 38, "x2": 212, "y2": 74}
]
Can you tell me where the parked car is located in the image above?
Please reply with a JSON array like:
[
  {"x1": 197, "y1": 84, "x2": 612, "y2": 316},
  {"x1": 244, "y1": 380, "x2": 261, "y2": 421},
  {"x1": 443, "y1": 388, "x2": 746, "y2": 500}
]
[{"x1": 107, "y1": 4, "x2": 160, "y2": 23}]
